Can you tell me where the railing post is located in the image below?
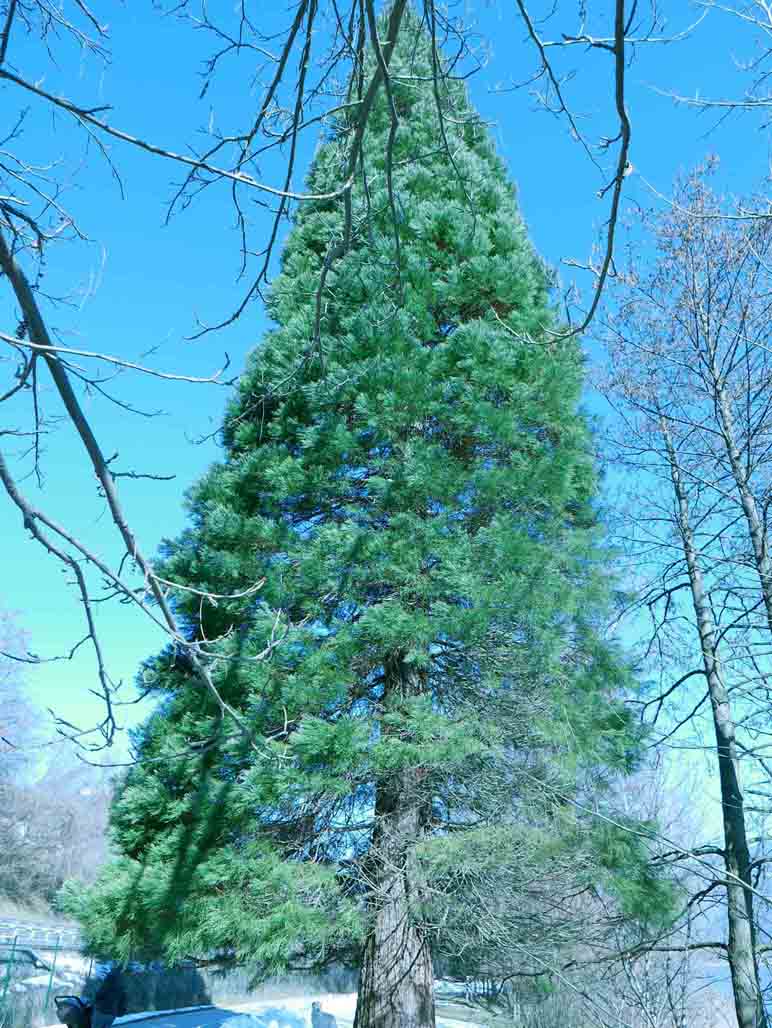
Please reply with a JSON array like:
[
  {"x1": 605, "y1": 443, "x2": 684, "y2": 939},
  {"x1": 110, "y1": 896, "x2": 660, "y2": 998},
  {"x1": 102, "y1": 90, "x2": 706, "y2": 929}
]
[
  {"x1": 44, "y1": 934, "x2": 61, "y2": 1008},
  {"x1": 0, "y1": 935, "x2": 18, "y2": 1015}
]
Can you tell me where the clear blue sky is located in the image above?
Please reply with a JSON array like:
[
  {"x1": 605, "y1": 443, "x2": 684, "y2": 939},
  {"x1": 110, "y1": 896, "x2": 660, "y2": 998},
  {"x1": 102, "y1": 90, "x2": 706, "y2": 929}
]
[{"x1": 0, "y1": 1, "x2": 763, "y2": 769}]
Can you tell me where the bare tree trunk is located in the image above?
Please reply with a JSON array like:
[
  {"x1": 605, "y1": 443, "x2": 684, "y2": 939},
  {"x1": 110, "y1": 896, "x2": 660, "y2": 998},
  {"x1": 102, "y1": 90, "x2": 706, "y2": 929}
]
[
  {"x1": 663, "y1": 421, "x2": 767, "y2": 1028},
  {"x1": 711, "y1": 377, "x2": 772, "y2": 635},
  {"x1": 353, "y1": 660, "x2": 435, "y2": 1028}
]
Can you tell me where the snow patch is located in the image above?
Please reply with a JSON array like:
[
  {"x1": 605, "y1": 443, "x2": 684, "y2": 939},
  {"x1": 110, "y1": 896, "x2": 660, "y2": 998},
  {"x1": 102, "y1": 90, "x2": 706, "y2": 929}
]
[
  {"x1": 229, "y1": 992, "x2": 482, "y2": 1028},
  {"x1": 20, "y1": 974, "x2": 71, "y2": 988},
  {"x1": 52, "y1": 953, "x2": 94, "y2": 975}
]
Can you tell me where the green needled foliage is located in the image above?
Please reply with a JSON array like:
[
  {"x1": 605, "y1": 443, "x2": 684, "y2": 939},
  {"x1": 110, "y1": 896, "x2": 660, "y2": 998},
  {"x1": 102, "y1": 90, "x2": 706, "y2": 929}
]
[{"x1": 62, "y1": 11, "x2": 673, "y2": 987}]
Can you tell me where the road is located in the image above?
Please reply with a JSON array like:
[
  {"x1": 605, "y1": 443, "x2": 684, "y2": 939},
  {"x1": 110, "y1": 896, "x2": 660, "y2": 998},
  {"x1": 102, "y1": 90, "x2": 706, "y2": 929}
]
[
  {"x1": 40, "y1": 1009, "x2": 308, "y2": 1028},
  {"x1": 41, "y1": 997, "x2": 352, "y2": 1028},
  {"x1": 41, "y1": 994, "x2": 480, "y2": 1028},
  {"x1": 116, "y1": 1008, "x2": 317, "y2": 1028}
]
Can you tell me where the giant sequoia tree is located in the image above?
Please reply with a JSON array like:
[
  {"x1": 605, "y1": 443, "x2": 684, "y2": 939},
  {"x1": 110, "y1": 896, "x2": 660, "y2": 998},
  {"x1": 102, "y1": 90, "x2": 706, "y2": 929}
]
[{"x1": 64, "y1": 15, "x2": 668, "y2": 1028}]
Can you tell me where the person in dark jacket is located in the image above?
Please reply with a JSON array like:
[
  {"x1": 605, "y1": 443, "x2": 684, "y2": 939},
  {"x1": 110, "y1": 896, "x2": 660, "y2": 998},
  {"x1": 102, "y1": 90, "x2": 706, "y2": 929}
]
[{"x1": 89, "y1": 964, "x2": 128, "y2": 1028}]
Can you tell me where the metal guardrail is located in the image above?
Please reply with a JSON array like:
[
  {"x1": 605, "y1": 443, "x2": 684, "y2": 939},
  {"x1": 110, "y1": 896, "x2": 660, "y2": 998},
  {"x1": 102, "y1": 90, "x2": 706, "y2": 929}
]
[
  {"x1": 0, "y1": 935, "x2": 62, "y2": 1015},
  {"x1": 0, "y1": 943, "x2": 54, "y2": 971},
  {"x1": 0, "y1": 921, "x2": 83, "y2": 951}
]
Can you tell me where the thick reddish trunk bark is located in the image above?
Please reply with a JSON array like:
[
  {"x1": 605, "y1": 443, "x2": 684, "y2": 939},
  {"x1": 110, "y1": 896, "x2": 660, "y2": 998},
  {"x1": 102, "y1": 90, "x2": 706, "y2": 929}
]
[{"x1": 353, "y1": 661, "x2": 435, "y2": 1028}]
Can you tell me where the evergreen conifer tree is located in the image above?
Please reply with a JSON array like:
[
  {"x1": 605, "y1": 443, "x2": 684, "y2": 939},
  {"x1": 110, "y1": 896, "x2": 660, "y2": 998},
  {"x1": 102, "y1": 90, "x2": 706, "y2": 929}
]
[{"x1": 63, "y1": 13, "x2": 672, "y2": 1028}]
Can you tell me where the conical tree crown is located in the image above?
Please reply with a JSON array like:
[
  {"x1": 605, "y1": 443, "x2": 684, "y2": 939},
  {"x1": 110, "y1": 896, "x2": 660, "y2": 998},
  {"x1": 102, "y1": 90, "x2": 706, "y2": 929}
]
[
  {"x1": 177, "y1": 15, "x2": 594, "y2": 653},
  {"x1": 61, "y1": 12, "x2": 664, "y2": 974}
]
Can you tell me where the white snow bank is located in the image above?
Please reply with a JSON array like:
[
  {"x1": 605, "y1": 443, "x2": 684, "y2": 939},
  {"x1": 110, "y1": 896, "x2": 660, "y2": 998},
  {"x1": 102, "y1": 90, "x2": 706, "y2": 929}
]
[
  {"x1": 20, "y1": 974, "x2": 71, "y2": 988},
  {"x1": 51, "y1": 953, "x2": 94, "y2": 975},
  {"x1": 228, "y1": 992, "x2": 482, "y2": 1028}
]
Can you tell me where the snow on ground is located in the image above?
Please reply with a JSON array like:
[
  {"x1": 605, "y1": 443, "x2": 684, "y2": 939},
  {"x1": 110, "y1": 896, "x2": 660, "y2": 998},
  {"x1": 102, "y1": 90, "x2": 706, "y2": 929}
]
[
  {"x1": 52, "y1": 953, "x2": 94, "y2": 976},
  {"x1": 41, "y1": 991, "x2": 485, "y2": 1028},
  {"x1": 19, "y1": 973, "x2": 73, "y2": 988},
  {"x1": 178, "y1": 992, "x2": 481, "y2": 1027},
  {"x1": 201, "y1": 991, "x2": 483, "y2": 1028},
  {"x1": 225, "y1": 993, "x2": 357, "y2": 1027}
]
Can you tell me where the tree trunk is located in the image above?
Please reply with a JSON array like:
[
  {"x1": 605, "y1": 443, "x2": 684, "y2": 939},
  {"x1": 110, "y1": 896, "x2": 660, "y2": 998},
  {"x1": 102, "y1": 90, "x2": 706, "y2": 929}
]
[
  {"x1": 353, "y1": 660, "x2": 435, "y2": 1028},
  {"x1": 663, "y1": 421, "x2": 767, "y2": 1028},
  {"x1": 712, "y1": 379, "x2": 772, "y2": 636}
]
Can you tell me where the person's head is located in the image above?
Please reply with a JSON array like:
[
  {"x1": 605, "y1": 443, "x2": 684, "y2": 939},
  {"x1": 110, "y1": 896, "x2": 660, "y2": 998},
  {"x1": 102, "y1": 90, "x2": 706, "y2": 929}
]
[{"x1": 54, "y1": 996, "x2": 90, "y2": 1028}]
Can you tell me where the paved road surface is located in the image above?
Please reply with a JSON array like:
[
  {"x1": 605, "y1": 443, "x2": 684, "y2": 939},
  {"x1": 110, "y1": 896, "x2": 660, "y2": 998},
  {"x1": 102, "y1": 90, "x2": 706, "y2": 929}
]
[
  {"x1": 42, "y1": 998, "x2": 353, "y2": 1028},
  {"x1": 118, "y1": 1008, "x2": 318, "y2": 1028},
  {"x1": 108, "y1": 996, "x2": 478, "y2": 1028},
  {"x1": 42, "y1": 994, "x2": 478, "y2": 1028}
]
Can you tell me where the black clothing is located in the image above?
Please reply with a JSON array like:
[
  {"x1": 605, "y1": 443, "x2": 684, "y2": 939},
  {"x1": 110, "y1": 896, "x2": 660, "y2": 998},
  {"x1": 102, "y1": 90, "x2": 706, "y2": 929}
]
[
  {"x1": 94, "y1": 966, "x2": 127, "y2": 1017},
  {"x1": 54, "y1": 995, "x2": 92, "y2": 1028}
]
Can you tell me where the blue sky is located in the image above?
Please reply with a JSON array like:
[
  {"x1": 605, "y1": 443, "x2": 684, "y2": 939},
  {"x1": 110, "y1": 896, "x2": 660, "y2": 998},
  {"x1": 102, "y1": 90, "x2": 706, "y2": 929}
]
[{"x1": 0, "y1": 0, "x2": 766, "y2": 770}]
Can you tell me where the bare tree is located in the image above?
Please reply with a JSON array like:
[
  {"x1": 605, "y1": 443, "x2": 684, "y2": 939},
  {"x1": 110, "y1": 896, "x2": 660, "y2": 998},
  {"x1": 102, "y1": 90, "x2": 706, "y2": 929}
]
[
  {"x1": 600, "y1": 166, "x2": 772, "y2": 1028},
  {"x1": 0, "y1": 750, "x2": 113, "y2": 908},
  {"x1": 0, "y1": 608, "x2": 36, "y2": 779},
  {"x1": 664, "y1": 0, "x2": 772, "y2": 170}
]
